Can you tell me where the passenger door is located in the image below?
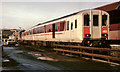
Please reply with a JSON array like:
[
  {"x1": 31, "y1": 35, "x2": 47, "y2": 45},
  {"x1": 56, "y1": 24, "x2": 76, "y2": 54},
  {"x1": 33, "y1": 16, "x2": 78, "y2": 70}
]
[{"x1": 91, "y1": 15, "x2": 101, "y2": 39}]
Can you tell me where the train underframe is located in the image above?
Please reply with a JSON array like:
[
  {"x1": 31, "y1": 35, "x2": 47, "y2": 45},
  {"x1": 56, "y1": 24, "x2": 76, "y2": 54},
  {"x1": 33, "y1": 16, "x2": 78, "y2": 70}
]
[
  {"x1": 82, "y1": 38, "x2": 120, "y2": 47},
  {"x1": 82, "y1": 38, "x2": 110, "y2": 47},
  {"x1": 19, "y1": 38, "x2": 115, "y2": 48}
]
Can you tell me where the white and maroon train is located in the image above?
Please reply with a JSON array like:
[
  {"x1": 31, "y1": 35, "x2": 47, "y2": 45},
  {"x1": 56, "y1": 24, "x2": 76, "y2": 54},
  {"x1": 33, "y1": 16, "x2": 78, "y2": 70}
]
[{"x1": 21, "y1": 9, "x2": 109, "y2": 46}]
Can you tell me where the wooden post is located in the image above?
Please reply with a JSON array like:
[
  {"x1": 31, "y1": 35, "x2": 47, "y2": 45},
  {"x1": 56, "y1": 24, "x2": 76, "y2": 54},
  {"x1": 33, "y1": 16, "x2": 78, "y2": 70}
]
[
  {"x1": 80, "y1": 48, "x2": 82, "y2": 57},
  {"x1": 56, "y1": 50, "x2": 58, "y2": 53},
  {"x1": 92, "y1": 50, "x2": 94, "y2": 60},
  {"x1": 62, "y1": 51, "x2": 65, "y2": 55},
  {"x1": 108, "y1": 58, "x2": 110, "y2": 62},
  {"x1": 70, "y1": 48, "x2": 72, "y2": 55}
]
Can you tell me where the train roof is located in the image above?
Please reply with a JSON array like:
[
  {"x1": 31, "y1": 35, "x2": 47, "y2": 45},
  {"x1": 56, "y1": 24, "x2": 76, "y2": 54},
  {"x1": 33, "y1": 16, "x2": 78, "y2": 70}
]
[
  {"x1": 27, "y1": 9, "x2": 107, "y2": 31},
  {"x1": 35, "y1": 9, "x2": 108, "y2": 27},
  {"x1": 36, "y1": 11, "x2": 80, "y2": 26}
]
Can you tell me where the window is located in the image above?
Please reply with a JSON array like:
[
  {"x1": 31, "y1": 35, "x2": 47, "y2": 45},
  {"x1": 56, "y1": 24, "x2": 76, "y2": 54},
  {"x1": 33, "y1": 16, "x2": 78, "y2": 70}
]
[
  {"x1": 93, "y1": 15, "x2": 99, "y2": 26},
  {"x1": 67, "y1": 21, "x2": 69, "y2": 30},
  {"x1": 55, "y1": 24, "x2": 58, "y2": 31},
  {"x1": 37, "y1": 28, "x2": 39, "y2": 33},
  {"x1": 34, "y1": 29, "x2": 37, "y2": 34},
  {"x1": 49, "y1": 25, "x2": 51, "y2": 32},
  {"x1": 30, "y1": 30, "x2": 32, "y2": 35},
  {"x1": 31, "y1": 30, "x2": 33, "y2": 34},
  {"x1": 71, "y1": 22, "x2": 73, "y2": 30},
  {"x1": 40, "y1": 27, "x2": 43, "y2": 33},
  {"x1": 75, "y1": 19, "x2": 77, "y2": 28},
  {"x1": 44, "y1": 26, "x2": 46, "y2": 33},
  {"x1": 35, "y1": 29, "x2": 37, "y2": 34},
  {"x1": 102, "y1": 15, "x2": 107, "y2": 26},
  {"x1": 84, "y1": 14, "x2": 90, "y2": 26},
  {"x1": 60, "y1": 22, "x2": 65, "y2": 31}
]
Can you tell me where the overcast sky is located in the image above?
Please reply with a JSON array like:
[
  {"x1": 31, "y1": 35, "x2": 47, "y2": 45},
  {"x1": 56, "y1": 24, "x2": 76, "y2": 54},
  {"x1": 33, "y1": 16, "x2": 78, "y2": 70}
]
[{"x1": 1, "y1": 0, "x2": 120, "y2": 30}]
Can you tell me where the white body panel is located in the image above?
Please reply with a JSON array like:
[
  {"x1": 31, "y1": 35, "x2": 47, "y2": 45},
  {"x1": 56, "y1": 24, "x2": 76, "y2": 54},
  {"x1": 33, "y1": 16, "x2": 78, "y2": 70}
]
[{"x1": 22, "y1": 10, "x2": 109, "y2": 43}]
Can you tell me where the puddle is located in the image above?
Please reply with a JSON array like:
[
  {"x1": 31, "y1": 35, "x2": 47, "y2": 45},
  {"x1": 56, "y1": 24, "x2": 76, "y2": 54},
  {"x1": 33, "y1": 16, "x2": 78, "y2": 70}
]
[
  {"x1": 27, "y1": 52, "x2": 33, "y2": 54},
  {"x1": 21, "y1": 63, "x2": 32, "y2": 67},
  {"x1": 13, "y1": 51, "x2": 23, "y2": 53},
  {"x1": 0, "y1": 67, "x2": 2, "y2": 71},
  {"x1": 3, "y1": 47, "x2": 15, "y2": 49},
  {"x1": 28, "y1": 52, "x2": 43, "y2": 57},
  {"x1": 110, "y1": 64, "x2": 116, "y2": 67}
]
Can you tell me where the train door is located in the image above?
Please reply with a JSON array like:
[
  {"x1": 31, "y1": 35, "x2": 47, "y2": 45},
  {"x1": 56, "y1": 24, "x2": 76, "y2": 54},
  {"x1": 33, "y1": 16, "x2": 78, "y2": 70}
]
[
  {"x1": 91, "y1": 14, "x2": 101, "y2": 39},
  {"x1": 52, "y1": 24, "x2": 55, "y2": 38}
]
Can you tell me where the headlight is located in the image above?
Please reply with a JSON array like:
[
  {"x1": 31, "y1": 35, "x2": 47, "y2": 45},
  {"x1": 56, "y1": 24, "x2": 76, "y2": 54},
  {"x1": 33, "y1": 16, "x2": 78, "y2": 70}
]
[
  {"x1": 102, "y1": 34, "x2": 108, "y2": 36},
  {"x1": 85, "y1": 34, "x2": 91, "y2": 37}
]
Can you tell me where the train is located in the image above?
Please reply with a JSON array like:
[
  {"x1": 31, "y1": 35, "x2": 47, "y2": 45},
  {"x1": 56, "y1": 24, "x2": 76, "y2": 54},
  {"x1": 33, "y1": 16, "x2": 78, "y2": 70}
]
[{"x1": 20, "y1": 9, "x2": 110, "y2": 47}]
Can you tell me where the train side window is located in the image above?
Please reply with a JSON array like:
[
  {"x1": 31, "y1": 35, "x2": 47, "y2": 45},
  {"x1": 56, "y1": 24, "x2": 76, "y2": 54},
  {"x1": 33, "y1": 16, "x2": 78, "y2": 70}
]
[
  {"x1": 31, "y1": 30, "x2": 33, "y2": 34},
  {"x1": 49, "y1": 25, "x2": 51, "y2": 32},
  {"x1": 55, "y1": 24, "x2": 58, "y2": 32},
  {"x1": 67, "y1": 21, "x2": 69, "y2": 30},
  {"x1": 84, "y1": 14, "x2": 90, "y2": 26},
  {"x1": 75, "y1": 19, "x2": 77, "y2": 28},
  {"x1": 35, "y1": 29, "x2": 36, "y2": 34},
  {"x1": 30, "y1": 31, "x2": 31, "y2": 35},
  {"x1": 60, "y1": 22, "x2": 65, "y2": 31},
  {"x1": 34, "y1": 29, "x2": 36, "y2": 34},
  {"x1": 40, "y1": 27, "x2": 43, "y2": 33},
  {"x1": 71, "y1": 22, "x2": 73, "y2": 30},
  {"x1": 93, "y1": 15, "x2": 99, "y2": 26},
  {"x1": 35, "y1": 28, "x2": 37, "y2": 34},
  {"x1": 30, "y1": 30, "x2": 32, "y2": 35},
  {"x1": 44, "y1": 26, "x2": 46, "y2": 33},
  {"x1": 102, "y1": 15, "x2": 107, "y2": 26},
  {"x1": 32, "y1": 30, "x2": 33, "y2": 34},
  {"x1": 37, "y1": 28, "x2": 39, "y2": 34}
]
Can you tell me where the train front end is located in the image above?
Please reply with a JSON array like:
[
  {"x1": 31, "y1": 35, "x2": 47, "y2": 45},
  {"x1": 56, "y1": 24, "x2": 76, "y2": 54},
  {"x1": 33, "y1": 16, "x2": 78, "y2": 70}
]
[{"x1": 82, "y1": 10, "x2": 109, "y2": 47}]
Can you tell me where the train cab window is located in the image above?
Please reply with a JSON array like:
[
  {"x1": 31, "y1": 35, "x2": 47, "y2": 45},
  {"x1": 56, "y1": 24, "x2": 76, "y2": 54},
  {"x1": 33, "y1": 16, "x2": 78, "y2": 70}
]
[
  {"x1": 55, "y1": 24, "x2": 58, "y2": 32},
  {"x1": 75, "y1": 19, "x2": 77, "y2": 28},
  {"x1": 93, "y1": 15, "x2": 99, "y2": 26},
  {"x1": 84, "y1": 14, "x2": 90, "y2": 26},
  {"x1": 67, "y1": 21, "x2": 69, "y2": 30},
  {"x1": 71, "y1": 22, "x2": 73, "y2": 30},
  {"x1": 49, "y1": 25, "x2": 51, "y2": 32},
  {"x1": 102, "y1": 15, "x2": 107, "y2": 26}
]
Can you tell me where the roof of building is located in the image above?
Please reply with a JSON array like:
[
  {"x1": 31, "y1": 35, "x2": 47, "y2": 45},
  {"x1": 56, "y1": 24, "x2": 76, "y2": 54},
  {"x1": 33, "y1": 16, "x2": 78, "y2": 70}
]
[{"x1": 95, "y1": 1, "x2": 120, "y2": 11}]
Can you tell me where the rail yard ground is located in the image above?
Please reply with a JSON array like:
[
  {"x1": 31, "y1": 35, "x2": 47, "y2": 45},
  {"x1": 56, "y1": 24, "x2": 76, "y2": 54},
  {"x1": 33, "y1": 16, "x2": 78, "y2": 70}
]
[{"x1": 2, "y1": 44, "x2": 120, "y2": 72}]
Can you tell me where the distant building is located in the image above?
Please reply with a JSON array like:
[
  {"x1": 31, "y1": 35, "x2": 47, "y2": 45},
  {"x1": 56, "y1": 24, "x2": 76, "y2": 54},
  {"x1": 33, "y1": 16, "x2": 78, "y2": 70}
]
[
  {"x1": 1, "y1": 29, "x2": 13, "y2": 42},
  {"x1": 1, "y1": 29, "x2": 20, "y2": 45}
]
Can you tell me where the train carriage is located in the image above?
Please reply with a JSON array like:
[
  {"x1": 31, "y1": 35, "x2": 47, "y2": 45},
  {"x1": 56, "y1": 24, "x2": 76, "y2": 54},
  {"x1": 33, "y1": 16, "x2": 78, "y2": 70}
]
[{"x1": 21, "y1": 9, "x2": 109, "y2": 46}]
